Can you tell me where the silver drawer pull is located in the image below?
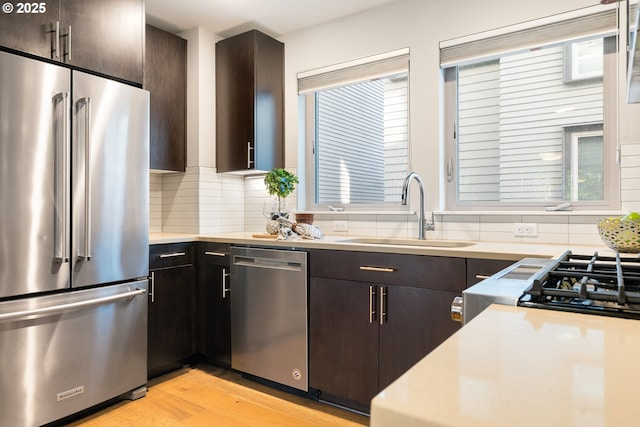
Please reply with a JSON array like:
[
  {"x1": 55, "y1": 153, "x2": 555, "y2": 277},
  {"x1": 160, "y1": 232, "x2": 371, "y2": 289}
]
[
  {"x1": 475, "y1": 274, "x2": 490, "y2": 280},
  {"x1": 360, "y1": 266, "x2": 395, "y2": 273},
  {"x1": 205, "y1": 251, "x2": 227, "y2": 257},
  {"x1": 159, "y1": 252, "x2": 186, "y2": 258},
  {"x1": 0, "y1": 288, "x2": 146, "y2": 322}
]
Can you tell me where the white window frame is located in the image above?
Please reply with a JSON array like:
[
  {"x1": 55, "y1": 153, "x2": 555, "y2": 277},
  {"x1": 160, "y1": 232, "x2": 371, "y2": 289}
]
[
  {"x1": 441, "y1": 4, "x2": 620, "y2": 212},
  {"x1": 298, "y1": 49, "x2": 411, "y2": 211},
  {"x1": 563, "y1": 126, "x2": 605, "y2": 202},
  {"x1": 565, "y1": 38, "x2": 604, "y2": 82}
]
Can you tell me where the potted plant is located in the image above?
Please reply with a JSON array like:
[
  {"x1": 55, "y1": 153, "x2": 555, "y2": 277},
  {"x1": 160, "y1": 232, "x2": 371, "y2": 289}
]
[{"x1": 264, "y1": 168, "x2": 299, "y2": 218}]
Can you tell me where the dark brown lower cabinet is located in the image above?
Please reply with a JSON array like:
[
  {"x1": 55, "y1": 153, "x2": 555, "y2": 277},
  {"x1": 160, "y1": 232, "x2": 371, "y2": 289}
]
[
  {"x1": 196, "y1": 242, "x2": 232, "y2": 368},
  {"x1": 148, "y1": 244, "x2": 195, "y2": 379},
  {"x1": 310, "y1": 278, "x2": 378, "y2": 411},
  {"x1": 378, "y1": 286, "x2": 461, "y2": 390},
  {"x1": 310, "y1": 261, "x2": 464, "y2": 413}
]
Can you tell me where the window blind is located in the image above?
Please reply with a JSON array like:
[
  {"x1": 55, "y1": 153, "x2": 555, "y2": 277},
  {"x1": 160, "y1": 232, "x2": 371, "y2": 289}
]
[
  {"x1": 440, "y1": 4, "x2": 618, "y2": 68},
  {"x1": 298, "y1": 48, "x2": 409, "y2": 94}
]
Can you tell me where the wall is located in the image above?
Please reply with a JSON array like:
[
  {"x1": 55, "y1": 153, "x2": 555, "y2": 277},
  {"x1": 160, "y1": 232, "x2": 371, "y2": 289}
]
[{"x1": 152, "y1": 0, "x2": 640, "y2": 246}]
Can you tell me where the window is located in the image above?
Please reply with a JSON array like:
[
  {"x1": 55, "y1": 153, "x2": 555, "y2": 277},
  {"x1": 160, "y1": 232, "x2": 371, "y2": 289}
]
[
  {"x1": 563, "y1": 125, "x2": 604, "y2": 201},
  {"x1": 566, "y1": 38, "x2": 604, "y2": 82},
  {"x1": 298, "y1": 50, "x2": 409, "y2": 209},
  {"x1": 442, "y1": 5, "x2": 620, "y2": 210}
]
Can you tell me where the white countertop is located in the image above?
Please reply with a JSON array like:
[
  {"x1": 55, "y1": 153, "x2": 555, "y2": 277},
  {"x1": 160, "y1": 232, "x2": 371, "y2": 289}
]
[
  {"x1": 149, "y1": 231, "x2": 615, "y2": 260},
  {"x1": 370, "y1": 305, "x2": 640, "y2": 427}
]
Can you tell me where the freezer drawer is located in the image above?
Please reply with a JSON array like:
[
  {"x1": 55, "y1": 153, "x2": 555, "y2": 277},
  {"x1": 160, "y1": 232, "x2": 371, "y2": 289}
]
[
  {"x1": 0, "y1": 280, "x2": 148, "y2": 427},
  {"x1": 231, "y1": 247, "x2": 308, "y2": 391}
]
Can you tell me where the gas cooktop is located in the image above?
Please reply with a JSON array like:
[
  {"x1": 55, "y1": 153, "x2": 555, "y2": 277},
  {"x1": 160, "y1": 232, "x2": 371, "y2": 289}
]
[{"x1": 518, "y1": 250, "x2": 640, "y2": 319}]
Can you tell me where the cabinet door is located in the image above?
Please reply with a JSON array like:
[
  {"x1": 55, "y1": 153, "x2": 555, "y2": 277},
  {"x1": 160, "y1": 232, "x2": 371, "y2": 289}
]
[
  {"x1": 0, "y1": 2, "x2": 60, "y2": 59},
  {"x1": 145, "y1": 24, "x2": 186, "y2": 171},
  {"x1": 60, "y1": 0, "x2": 144, "y2": 84},
  {"x1": 216, "y1": 31, "x2": 255, "y2": 172},
  {"x1": 378, "y1": 287, "x2": 462, "y2": 391},
  {"x1": 196, "y1": 246, "x2": 231, "y2": 368},
  {"x1": 309, "y1": 277, "x2": 378, "y2": 413},
  {"x1": 216, "y1": 30, "x2": 283, "y2": 173},
  {"x1": 148, "y1": 265, "x2": 195, "y2": 378}
]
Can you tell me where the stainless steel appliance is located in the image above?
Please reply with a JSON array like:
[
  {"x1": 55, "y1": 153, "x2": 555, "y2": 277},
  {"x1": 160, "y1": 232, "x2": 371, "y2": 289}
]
[
  {"x1": 231, "y1": 247, "x2": 308, "y2": 391},
  {"x1": 451, "y1": 258, "x2": 556, "y2": 325},
  {"x1": 0, "y1": 50, "x2": 149, "y2": 426},
  {"x1": 452, "y1": 250, "x2": 640, "y2": 325},
  {"x1": 518, "y1": 250, "x2": 640, "y2": 318}
]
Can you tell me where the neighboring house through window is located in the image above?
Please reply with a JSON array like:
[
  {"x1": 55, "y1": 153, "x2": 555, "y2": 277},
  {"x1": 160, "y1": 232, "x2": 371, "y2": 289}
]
[
  {"x1": 441, "y1": 4, "x2": 620, "y2": 211},
  {"x1": 298, "y1": 49, "x2": 410, "y2": 210}
]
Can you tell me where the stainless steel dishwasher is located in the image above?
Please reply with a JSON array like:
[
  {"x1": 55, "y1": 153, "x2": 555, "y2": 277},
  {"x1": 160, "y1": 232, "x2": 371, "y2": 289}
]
[{"x1": 231, "y1": 246, "x2": 308, "y2": 391}]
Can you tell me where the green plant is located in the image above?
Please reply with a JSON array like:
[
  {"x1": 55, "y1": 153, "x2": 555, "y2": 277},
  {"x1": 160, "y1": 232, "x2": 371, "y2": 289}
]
[{"x1": 264, "y1": 168, "x2": 299, "y2": 200}]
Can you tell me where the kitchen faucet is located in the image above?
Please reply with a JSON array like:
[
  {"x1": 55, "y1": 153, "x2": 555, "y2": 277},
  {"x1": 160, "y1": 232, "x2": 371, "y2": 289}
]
[{"x1": 401, "y1": 172, "x2": 435, "y2": 240}]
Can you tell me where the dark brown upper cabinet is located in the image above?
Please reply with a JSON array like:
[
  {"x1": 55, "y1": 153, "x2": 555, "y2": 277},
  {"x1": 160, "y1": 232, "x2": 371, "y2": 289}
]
[
  {"x1": 0, "y1": 0, "x2": 144, "y2": 85},
  {"x1": 145, "y1": 24, "x2": 187, "y2": 172},
  {"x1": 216, "y1": 30, "x2": 284, "y2": 173}
]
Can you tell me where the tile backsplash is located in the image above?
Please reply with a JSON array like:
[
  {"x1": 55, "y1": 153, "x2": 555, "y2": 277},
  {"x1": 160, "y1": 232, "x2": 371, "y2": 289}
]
[{"x1": 150, "y1": 143, "x2": 640, "y2": 246}]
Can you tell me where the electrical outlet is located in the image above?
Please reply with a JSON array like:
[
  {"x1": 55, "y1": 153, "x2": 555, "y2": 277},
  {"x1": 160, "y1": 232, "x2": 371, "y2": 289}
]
[
  {"x1": 333, "y1": 220, "x2": 348, "y2": 232},
  {"x1": 514, "y1": 223, "x2": 538, "y2": 237}
]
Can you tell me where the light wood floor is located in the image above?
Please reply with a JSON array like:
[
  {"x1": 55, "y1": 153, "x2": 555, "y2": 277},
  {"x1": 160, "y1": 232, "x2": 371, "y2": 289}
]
[{"x1": 65, "y1": 365, "x2": 369, "y2": 427}]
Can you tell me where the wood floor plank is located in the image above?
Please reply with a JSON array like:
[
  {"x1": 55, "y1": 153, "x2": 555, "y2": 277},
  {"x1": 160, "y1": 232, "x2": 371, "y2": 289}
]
[{"x1": 65, "y1": 366, "x2": 369, "y2": 427}]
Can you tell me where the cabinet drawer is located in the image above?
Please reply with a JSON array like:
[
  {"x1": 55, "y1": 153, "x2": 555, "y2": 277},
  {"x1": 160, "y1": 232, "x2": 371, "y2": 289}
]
[
  {"x1": 309, "y1": 250, "x2": 466, "y2": 292},
  {"x1": 150, "y1": 243, "x2": 194, "y2": 269},
  {"x1": 466, "y1": 258, "x2": 514, "y2": 287},
  {"x1": 197, "y1": 242, "x2": 231, "y2": 267}
]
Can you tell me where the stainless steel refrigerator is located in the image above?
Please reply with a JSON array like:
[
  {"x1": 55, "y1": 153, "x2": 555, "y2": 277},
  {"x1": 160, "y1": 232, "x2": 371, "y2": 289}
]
[{"x1": 0, "y1": 50, "x2": 149, "y2": 427}]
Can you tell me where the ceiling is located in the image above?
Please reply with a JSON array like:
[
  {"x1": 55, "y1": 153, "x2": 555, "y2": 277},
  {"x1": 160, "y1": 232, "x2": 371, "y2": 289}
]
[{"x1": 145, "y1": 0, "x2": 403, "y2": 38}]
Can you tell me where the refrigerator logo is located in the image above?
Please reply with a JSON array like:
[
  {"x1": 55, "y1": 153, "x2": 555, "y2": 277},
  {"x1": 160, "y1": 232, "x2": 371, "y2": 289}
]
[{"x1": 57, "y1": 386, "x2": 85, "y2": 402}]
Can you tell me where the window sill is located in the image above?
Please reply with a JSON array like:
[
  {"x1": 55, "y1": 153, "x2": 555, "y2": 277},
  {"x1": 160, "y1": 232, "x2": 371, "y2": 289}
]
[
  {"x1": 435, "y1": 210, "x2": 623, "y2": 217},
  {"x1": 296, "y1": 210, "x2": 412, "y2": 216}
]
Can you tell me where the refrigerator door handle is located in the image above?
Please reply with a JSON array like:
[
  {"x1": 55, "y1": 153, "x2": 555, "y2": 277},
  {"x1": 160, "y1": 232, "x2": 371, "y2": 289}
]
[
  {"x1": 49, "y1": 21, "x2": 60, "y2": 59},
  {"x1": 0, "y1": 288, "x2": 146, "y2": 322},
  {"x1": 53, "y1": 91, "x2": 70, "y2": 263},
  {"x1": 76, "y1": 97, "x2": 92, "y2": 261}
]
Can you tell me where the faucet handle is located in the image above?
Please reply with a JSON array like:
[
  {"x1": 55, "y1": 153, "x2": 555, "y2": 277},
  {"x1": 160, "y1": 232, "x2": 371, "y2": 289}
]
[{"x1": 423, "y1": 212, "x2": 436, "y2": 232}]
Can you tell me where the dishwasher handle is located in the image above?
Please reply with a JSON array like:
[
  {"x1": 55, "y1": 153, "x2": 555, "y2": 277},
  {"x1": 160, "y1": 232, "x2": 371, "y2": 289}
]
[{"x1": 233, "y1": 255, "x2": 304, "y2": 272}]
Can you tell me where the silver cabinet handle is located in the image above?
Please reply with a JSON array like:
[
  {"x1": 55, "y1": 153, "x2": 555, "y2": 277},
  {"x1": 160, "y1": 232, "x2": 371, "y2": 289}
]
[
  {"x1": 359, "y1": 266, "x2": 395, "y2": 273},
  {"x1": 76, "y1": 97, "x2": 92, "y2": 260},
  {"x1": 475, "y1": 274, "x2": 490, "y2": 280},
  {"x1": 159, "y1": 252, "x2": 186, "y2": 258},
  {"x1": 0, "y1": 288, "x2": 146, "y2": 322},
  {"x1": 369, "y1": 285, "x2": 376, "y2": 324},
  {"x1": 53, "y1": 91, "x2": 70, "y2": 263},
  {"x1": 222, "y1": 268, "x2": 231, "y2": 299},
  {"x1": 205, "y1": 251, "x2": 226, "y2": 257},
  {"x1": 379, "y1": 286, "x2": 387, "y2": 325},
  {"x1": 149, "y1": 271, "x2": 155, "y2": 303},
  {"x1": 247, "y1": 141, "x2": 254, "y2": 168}
]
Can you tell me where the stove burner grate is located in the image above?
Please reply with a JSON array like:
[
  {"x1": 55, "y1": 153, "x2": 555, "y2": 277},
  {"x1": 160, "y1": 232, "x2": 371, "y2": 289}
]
[{"x1": 519, "y1": 250, "x2": 640, "y2": 317}]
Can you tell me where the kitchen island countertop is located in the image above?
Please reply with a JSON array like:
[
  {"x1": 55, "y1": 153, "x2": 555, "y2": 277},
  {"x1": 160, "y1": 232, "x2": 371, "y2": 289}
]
[
  {"x1": 149, "y1": 231, "x2": 614, "y2": 260},
  {"x1": 370, "y1": 304, "x2": 640, "y2": 427}
]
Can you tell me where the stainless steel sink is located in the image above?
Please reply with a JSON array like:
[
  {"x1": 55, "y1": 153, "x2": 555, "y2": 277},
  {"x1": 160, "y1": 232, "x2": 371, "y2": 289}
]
[{"x1": 339, "y1": 237, "x2": 475, "y2": 248}]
